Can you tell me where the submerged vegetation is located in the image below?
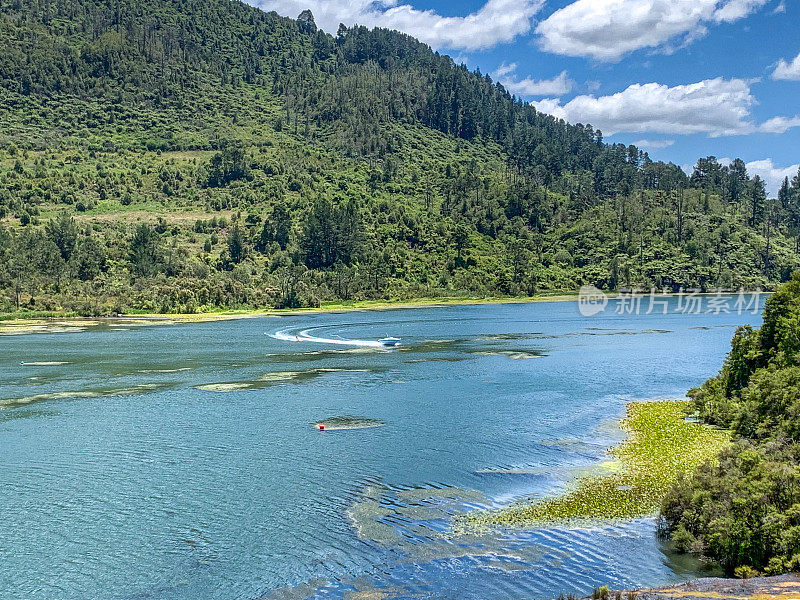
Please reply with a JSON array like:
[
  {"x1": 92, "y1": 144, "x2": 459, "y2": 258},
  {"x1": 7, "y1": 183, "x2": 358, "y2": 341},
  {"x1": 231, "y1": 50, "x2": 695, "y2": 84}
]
[
  {"x1": 468, "y1": 400, "x2": 729, "y2": 527},
  {"x1": 661, "y1": 272, "x2": 800, "y2": 577},
  {"x1": 0, "y1": 0, "x2": 799, "y2": 316},
  {"x1": 313, "y1": 416, "x2": 385, "y2": 430}
]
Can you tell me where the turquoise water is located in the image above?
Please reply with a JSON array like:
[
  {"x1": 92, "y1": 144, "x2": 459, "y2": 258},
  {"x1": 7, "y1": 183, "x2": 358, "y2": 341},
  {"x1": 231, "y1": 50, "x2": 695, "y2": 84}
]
[{"x1": 0, "y1": 298, "x2": 763, "y2": 599}]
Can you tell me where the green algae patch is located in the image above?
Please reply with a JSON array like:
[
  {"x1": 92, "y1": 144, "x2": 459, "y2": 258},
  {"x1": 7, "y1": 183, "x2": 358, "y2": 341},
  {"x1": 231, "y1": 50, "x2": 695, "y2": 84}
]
[
  {"x1": 473, "y1": 350, "x2": 544, "y2": 360},
  {"x1": 195, "y1": 382, "x2": 256, "y2": 392},
  {"x1": 0, "y1": 383, "x2": 170, "y2": 409},
  {"x1": 313, "y1": 415, "x2": 385, "y2": 430},
  {"x1": 467, "y1": 400, "x2": 730, "y2": 528},
  {"x1": 195, "y1": 368, "x2": 370, "y2": 393}
]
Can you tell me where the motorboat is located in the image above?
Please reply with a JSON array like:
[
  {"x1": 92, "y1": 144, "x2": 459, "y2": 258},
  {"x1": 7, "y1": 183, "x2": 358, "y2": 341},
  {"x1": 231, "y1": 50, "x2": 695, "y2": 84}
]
[{"x1": 378, "y1": 337, "x2": 401, "y2": 347}]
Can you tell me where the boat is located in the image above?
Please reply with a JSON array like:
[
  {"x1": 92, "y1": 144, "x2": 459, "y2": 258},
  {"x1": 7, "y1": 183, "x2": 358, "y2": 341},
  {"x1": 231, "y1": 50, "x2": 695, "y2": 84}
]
[{"x1": 378, "y1": 337, "x2": 401, "y2": 347}]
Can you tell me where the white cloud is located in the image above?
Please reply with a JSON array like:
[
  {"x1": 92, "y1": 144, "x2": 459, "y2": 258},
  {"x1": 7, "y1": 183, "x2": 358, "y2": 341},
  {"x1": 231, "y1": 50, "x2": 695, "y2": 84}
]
[
  {"x1": 772, "y1": 0, "x2": 786, "y2": 13},
  {"x1": 772, "y1": 52, "x2": 800, "y2": 81},
  {"x1": 531, "y1": 77, "x2": 800, "y2": 137},
  {"x1": 713, "y1": 0, "x2": 769, "y2": 22},
  {"x1": 535, "y1": 0, "x2": 769, "y2": 61},
  {"x1": 253, "y1": 0, "x2": 544, "y2": 51},
  {"x1": 493, "y1": 63, "x2": 574, "y2": 97},
  {"x1": 742, "y1": 159, "x2": 799, "y2": 196},
  {"x1": 630, "y1": 139, "x2": 675, "y2": 150},
  {"x1": 759, "y1": 115, "x2": 800, "y2": 133},
  {"x1": 493, "y1": 63, "x2": 516, "y2": 78}
]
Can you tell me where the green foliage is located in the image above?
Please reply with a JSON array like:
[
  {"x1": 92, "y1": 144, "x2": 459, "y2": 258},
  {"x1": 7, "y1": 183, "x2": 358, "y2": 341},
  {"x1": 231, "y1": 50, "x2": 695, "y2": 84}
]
[
  {"x1": 662, "y1": 273, "x2": 800, "y2": 575},
  {"x1": 129, "y1": 224, "x2": 162, "y2": 277},
  {"x1": 300, "y1": 197, "x2": 363, "y2": 269},
  {"x1": 206, "y1": 146, "x2": 251, "y2": 188},
  {"x1": 593, "y1": 586, "x2": 610, "y2": 600},
  {"x1": 663, "y1": 441, "x2": 800, "y2": 576},
  {"x1": 225, "y1": 225, "x2": 246, "y2": 266},
  {"x1": 45, "y1": 213, "x2": 77, "y2": 261}
]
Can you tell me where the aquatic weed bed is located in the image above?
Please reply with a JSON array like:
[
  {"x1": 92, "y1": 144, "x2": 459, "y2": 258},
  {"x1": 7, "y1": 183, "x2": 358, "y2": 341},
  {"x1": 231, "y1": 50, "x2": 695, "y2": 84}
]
[{"x1": 468, "y1": 400, "x2": 730, "y2": 527}]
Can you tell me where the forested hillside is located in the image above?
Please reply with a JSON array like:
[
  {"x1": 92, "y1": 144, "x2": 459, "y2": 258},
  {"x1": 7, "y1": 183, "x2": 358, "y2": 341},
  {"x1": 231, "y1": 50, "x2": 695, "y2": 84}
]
[
  {"x1": 662, "y1": 274, "x2": 800, "y2": 577},
  {"x1": 1, "y1": 0, "x2": 799, "y2": 314}
]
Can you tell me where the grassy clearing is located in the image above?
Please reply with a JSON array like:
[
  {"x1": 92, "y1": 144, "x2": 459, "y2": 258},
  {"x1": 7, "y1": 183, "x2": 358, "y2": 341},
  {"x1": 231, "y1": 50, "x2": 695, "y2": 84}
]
[{"x1": 467, "y1": 400, "x2": 730, "y2": 528}]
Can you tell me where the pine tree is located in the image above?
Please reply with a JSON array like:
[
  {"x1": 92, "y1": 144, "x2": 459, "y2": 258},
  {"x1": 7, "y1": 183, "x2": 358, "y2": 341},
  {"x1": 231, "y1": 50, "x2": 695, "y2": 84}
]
[
  {"x1": 301, "y1": 197, "x2": 338, "y2": 269},
  {"x1": 129, "y1": 225, "x2": 162, "y2": 277},
  {"x1": 749, "y1": 176, "x2": 766, "y2": 228},
  {"x1": 227, "y1": 225, "x2": 246, "y2": 265}
]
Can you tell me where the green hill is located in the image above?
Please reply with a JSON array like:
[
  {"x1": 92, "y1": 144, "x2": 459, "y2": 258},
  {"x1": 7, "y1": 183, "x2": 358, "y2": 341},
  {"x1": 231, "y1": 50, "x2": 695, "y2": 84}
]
[{"x1": 0, "y1": 0, "x2": 798, "y2": 315}]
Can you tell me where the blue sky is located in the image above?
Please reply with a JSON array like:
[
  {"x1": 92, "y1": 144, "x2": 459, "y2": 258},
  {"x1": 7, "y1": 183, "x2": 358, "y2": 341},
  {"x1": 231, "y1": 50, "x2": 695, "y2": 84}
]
[{"x1": 253, "y1": 0, "x2": 800, "y2": 195}]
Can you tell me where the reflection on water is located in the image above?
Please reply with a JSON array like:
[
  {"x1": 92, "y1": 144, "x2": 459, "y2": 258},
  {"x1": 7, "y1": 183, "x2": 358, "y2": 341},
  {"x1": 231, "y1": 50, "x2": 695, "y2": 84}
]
[{"x1": 0, "y1": 298, "x2": 762, "y2": 599}]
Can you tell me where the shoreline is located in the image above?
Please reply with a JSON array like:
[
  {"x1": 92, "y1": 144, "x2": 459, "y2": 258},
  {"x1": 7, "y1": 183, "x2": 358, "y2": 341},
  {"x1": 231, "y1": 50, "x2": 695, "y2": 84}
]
[
  {"x1": 0, "y1": 289, "x2": 765, "y2": 336},
  {"x1": 604, "y1": 573, "x2": 800, "y2": 600},
  {"x1": 0, "y1": 294, "x2": 579, "y2": 335}
]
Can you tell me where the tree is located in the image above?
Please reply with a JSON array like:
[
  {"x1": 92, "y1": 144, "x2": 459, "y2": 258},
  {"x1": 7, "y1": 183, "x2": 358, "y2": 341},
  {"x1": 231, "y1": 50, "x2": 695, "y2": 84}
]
[
  {"x1": 788, "y1": 169, "x2": 800, "y2": 253},
  {"x1": 779, "y1": 177, "x2": 791, "y2": 212},
  {"x1": 453, "y1": 222, "x2": 470, "y2": 266},
  {"x1": 301, "y1": 197, "x2": 338, "y2": 269},
  {"x1": 690, "y1": 157, "x2": 724, "y2": 192},
  {"x1": 129, "y1": 225, "x2": 162, "y2": 277},
  {"x1": 727, "y1": 158, "x2": 749, "y2": 204},
  {"x1": 259, "y1": 203, "x2": 291, "y2": 252},
  {"x1": 71, "y1": 236, "x2": 105, "y2": 281},
  {"x1": 206, "y1": 146, "x2": 250, "y2": 187},
  {"x1": 748, "y1": 175, "x2": 766, "y2": 227},
  {"x1": 297, "y1": 10, "x2": 317, "y2": 34},
  {"x1": 45, "y1": 213, "x2": 77, "y2": 261},
  {"x1": 789, "y1": 166, "x2": 800, "y2": 202},
  {"x1": 336, "y1": 198, "x2": 363, "y2": 265},
  {"x1": 763, "y1": 198, "x2": 781, "y2": 277},
  {"x1": 227, "y1": 225, "x2": 246, "y2": 265}
]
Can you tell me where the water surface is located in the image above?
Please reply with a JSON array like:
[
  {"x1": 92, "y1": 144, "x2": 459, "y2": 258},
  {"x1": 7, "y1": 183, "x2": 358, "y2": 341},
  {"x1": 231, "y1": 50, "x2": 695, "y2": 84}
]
[{"x1": 0, "y1": 298, "x2": 763, "y2": 599}]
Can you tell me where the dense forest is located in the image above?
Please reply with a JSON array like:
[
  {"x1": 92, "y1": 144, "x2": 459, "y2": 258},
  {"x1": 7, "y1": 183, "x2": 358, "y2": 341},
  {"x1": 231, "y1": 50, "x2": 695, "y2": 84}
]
[
  {"x1": 662, "y1": 273, "x2": 800, "y2": 577},
  {"x1": 1, "y1": 0, "x2": 799, "y2": 314}
]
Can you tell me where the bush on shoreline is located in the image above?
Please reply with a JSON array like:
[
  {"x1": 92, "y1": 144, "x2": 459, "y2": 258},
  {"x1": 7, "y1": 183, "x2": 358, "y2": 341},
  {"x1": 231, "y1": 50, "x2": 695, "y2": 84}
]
[{"x1": 661, "y1": 272, "x2": 800, "y2": 575}]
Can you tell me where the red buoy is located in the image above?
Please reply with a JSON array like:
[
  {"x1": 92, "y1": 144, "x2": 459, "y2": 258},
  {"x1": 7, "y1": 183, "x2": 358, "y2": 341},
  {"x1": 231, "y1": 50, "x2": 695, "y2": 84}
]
[{"x1": 317, "y1": 424, "x2": 325, "y2": 430}]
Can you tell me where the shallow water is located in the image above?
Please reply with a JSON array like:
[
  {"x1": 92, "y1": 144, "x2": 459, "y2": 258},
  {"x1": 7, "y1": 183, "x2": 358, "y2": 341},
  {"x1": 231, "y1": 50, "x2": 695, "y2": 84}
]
[{"x1": 0, "y1": 298, "x2": 763, "y2": 599}]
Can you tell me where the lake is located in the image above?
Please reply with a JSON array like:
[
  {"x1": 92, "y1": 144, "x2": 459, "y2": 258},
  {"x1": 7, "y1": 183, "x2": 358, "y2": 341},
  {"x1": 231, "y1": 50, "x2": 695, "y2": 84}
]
[{"x1": 0, "y1": 296, "x2": 764, "y2": 600}]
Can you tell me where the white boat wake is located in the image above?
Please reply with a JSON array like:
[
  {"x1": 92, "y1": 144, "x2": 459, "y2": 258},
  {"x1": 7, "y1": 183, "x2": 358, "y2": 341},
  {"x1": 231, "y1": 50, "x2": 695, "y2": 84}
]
[{"x1": 270, "y1": 328, "x2": 389, "y2": 348}]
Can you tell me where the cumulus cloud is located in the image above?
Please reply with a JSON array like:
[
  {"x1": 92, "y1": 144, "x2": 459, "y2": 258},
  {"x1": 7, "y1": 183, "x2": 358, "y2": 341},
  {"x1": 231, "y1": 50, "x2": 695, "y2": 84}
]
[
  {"x1": 253, "y1": 0, "x2": 544, "y2": 51},
  {"x1": 713, "y1": 0, "x2": 769, "y2": 22},
  {"x1": 535, "y1": 0, "x2": 769, "y2": 61},
  {"x1": 760, "y1": 115, "x2": 800, "y2": 134},
  {"x1": 772, "y1": 52, "x2": 800, "y2": 81},
  {"x1": 745, "y1": 159, "x2": 799, "y2": 196},
  {"x1": 493, "y1": 63, "x2": 574, "y2": 97},
  {"x1": 630, "y1": 139, "x2": 675, "y2": 150},
  {"x1": 531, "y1": 77, "x2": 800, "y2": 137}
]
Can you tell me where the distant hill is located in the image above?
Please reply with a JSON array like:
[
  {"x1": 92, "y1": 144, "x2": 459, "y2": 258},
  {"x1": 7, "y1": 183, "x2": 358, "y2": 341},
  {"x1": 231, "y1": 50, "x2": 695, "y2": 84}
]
[{"x1": 0, "y1": 0, "x2": 798, "y2": 314}]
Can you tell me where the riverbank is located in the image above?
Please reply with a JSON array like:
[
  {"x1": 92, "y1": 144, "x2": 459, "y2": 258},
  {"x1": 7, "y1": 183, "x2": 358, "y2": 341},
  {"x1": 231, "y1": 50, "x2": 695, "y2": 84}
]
[
  {"x1": 466, "y1": 400, "x2": 730, "y2": 528},
  {"x1": 598, "y1": 573, "x2": 800, "y2": 600},
  {"x1": 0, "y1": 294, "x2": 578, "y2": 335}
]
